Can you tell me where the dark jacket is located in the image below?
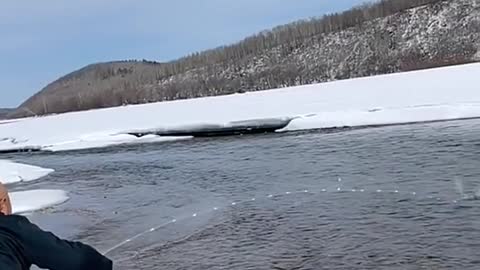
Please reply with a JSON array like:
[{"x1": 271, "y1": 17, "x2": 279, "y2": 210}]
[{"x1": 0, "y1": 214, "x2": 112, "y2": 270}]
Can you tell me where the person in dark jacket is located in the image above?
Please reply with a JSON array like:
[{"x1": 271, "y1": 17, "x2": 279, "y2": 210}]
[{"x1": 0, "y1": 182, "x2": 112, "y2": 270}]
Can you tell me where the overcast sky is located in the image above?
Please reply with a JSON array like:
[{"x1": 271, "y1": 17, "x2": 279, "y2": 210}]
[{"x1": 0, "y1": 0, "x2": 370, "y2": 107}]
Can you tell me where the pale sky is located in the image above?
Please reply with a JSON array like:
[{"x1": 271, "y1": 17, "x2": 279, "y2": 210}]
[{"x1": 0, "y1": 0, "x2": 370, "y2": 107}]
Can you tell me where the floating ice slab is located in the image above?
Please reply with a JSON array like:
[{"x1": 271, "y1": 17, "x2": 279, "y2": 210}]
[
  {"x1": 10, "y1": 189, "x2": 69, "y2": 214},
  {"x1": 126, "y1": 118, "x2": 292, "y2": 137},
  {"x1": 44, "y1": 134, "x2": 191, "y2": 152},
  {"x1": 0, "y1": 63, "x2": 479, "y2": 152},
  {"x1": 0, "y1": 160, "x2": 54, "y2": 184}
]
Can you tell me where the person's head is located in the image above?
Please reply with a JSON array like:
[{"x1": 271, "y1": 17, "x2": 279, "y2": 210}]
[{"x1": 0, "y1": 182, "x2": 12, "y2": 215}]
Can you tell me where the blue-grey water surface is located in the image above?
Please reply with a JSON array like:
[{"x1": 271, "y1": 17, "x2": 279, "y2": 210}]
[{"x1": 5, "y1": 119, "x2": 480, "y2": 270}]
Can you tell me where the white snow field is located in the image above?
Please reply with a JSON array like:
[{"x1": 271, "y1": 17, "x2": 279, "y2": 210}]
[
  {"x1": 1, "y1": 63, "x2": 480, "y2": 152},
  {"x1": 0, "y1": 160, "x2": 54, "y2": 184},
  {"x1": 10, "y1": 189, "x2": 69, "y2": 214}
]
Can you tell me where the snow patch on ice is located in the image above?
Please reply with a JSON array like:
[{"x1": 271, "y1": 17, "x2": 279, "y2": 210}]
[
  {"x1": 0, "y1": 160, "x2": 54, "y2": 184},
  {"x1": 10, "y1": 189, "x2": 69, "y2": 214}
]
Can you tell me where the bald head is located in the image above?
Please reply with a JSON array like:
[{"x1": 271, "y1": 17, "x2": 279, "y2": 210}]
[{"x1": 0, "y1": 182, "x2": 12, "y2": 215}]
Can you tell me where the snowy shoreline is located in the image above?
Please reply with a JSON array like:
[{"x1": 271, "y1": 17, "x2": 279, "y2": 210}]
[{"x1": 1, "y1": 63, "x2": 480, "y2": 152}]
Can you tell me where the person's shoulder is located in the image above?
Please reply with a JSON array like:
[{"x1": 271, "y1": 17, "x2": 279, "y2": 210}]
[
  {"x1": 2, "y1": 214, "x2": 29, "y2": 220},
  {"x1": 0, "y1": 214, "x2": 35, "y2": 239},
  {"x1": 0, "y1": 214, "x2": 31, "y2": 226}
]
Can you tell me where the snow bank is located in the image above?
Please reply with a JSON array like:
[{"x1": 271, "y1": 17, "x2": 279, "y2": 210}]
[
  {"x1": 10, "y1": 189, "x2": 69, "y2": 214},
  {"x1": 0, "y1": 160, "x2": 54, "y2": 184},
  {"x1": 1, "y1": 63, "x2": 480, "y2": 152}
]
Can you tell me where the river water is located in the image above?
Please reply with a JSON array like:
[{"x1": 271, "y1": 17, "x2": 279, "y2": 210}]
[{"x1": 5, "y1": 119, "x2": 480, "y2": 269}]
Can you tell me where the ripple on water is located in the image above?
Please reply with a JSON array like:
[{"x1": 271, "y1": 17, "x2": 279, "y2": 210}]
[{"x1": 11, "y1": 119, "x2": 480, "y2": 269}]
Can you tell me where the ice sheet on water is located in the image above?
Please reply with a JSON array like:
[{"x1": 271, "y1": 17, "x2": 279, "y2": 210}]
[
  {"x1": 44, "y1": 134, "x2": 191, "y2": 152},
  {"x1": 0, "y1": 160, "x2": 54, "y2": 184},
  {"x1": 280, "y1": 104, "x2": 480, "y2": 132},
  {"x1": 125, "y1": 117, "x2": 292, "y2": 136},
  {"x1": 10, "y1": 189, "x2": 69, "y2": 214}
]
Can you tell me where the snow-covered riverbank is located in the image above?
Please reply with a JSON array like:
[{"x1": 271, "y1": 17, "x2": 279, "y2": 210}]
[{"x1": 1, "y1": 63, "x2": 479, "y2": 152}]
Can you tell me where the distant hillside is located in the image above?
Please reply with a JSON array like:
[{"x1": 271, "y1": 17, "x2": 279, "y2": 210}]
[
  {"x1": 0, "y1": 109, "x2": 13, "y2": 119},
  {"x1": 8, "y1": 0, "x2": 480, "y2": 118}
]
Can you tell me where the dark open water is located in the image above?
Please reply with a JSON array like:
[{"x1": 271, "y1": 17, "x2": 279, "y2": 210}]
[{"x1": 5, "y1": 119, "x2": 480, "y2": 270}]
